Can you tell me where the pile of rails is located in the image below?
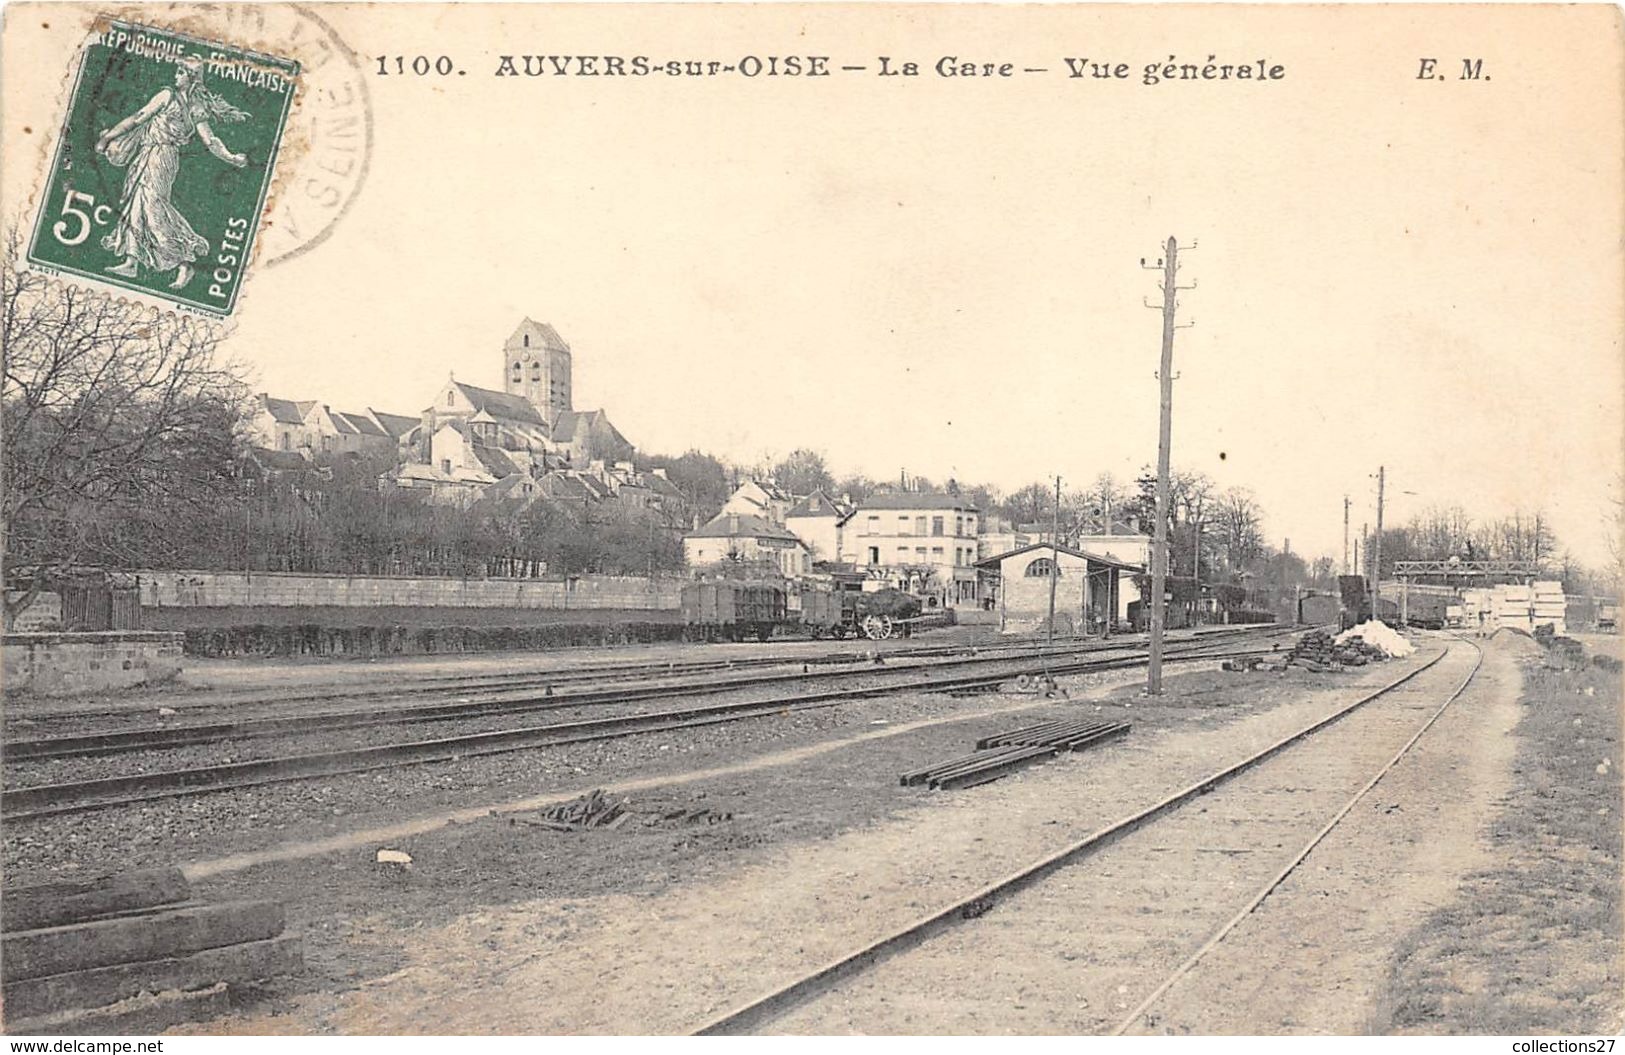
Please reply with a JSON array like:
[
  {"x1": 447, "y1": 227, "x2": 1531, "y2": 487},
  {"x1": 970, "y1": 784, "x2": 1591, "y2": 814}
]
[
  {"x1": 901, "y1": 718, "x2": 1130, "y2": 790},
  {"x1": 2, "y1": 868, "x2": 300, "y2": 1034}
]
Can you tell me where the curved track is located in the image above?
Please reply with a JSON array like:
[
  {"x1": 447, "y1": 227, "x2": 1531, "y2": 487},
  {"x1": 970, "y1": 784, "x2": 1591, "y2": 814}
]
[{"x1": 692, "y1": 634, "x2": 1482, "y2": 1035}]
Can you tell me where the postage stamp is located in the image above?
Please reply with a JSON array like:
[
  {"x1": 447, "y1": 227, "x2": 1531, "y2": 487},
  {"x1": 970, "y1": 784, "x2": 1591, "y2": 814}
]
[{"x1": 25, "y1": 19, "x2": 300, "y2": 316}]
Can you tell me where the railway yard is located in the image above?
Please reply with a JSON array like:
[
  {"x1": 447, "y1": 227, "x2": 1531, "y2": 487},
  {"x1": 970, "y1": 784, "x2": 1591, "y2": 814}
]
[{"x1": 2, "y1": 622, "x2": 1620, "y2": 1035}]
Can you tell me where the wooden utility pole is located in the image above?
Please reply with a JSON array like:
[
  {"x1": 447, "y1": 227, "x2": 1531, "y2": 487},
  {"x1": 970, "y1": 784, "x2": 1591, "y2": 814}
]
[
  {"x1": 1343, "y1": 495, "x2": 1351, "y2": 575},
  {"x1": 1047, "y1": 475, "x2": 1061, "y2": 649},
  {"x1": 1373, "y1": 466, "x2": 1386, "y2": 622},
  {"x1": 1144, "y1": 236, "x2": 1193, "y2": 695}
]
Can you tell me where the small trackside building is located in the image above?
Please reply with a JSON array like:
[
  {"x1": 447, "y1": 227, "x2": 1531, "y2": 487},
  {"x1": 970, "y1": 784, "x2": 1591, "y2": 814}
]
[{"x1": 975, "y1": 542, "x2": 1143, "y2": 636}]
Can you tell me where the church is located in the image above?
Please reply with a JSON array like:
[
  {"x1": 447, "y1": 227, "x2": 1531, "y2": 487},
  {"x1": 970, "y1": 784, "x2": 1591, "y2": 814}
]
[
  {"x1": 392, "y1": 318, "x2": 635, "y2": 500},
  {"x1": 252, "y1": 318, "x2": 638, "y2": 505}
]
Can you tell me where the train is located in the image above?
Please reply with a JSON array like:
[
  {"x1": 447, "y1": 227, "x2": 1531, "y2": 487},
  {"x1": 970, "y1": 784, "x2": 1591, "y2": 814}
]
[{"x1": 679, "y1": 577, "x2": 945, "y2": 642}]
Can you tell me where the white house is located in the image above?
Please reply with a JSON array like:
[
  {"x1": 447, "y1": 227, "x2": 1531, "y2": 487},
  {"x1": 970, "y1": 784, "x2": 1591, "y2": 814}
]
[
  {"x1": 684, "y1": 512, "x2": 811, "y2": 578},
  {"x1": 720, "y1": 480, "x2": 793, "y2": 526},
  {"x1": 849, "y1": 492, "x2": 981, "y2": 607},
  {"x1": 784, "y1": 489, "x2": 852, "y2": 563}
]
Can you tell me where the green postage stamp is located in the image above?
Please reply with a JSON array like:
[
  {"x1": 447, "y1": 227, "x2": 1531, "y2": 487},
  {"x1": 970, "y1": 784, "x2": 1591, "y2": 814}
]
[{"x1": 27, "y1": 20, "x2": 300, "y2": 316}]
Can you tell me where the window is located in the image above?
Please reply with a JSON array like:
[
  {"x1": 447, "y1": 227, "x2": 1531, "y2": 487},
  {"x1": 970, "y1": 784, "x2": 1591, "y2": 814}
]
[
  {"x1": 932, "y1": 516, "x2": 944, "y2": 536},
  {"x1": 956, "y1": 516, "x2": 964, "y2": 536},
  {"x1": 868, "y1": 547, "x2": 880, "y2": 565},
  {"x1": 915, "y1": 546, "x2": 926, "y2": 558},
  {"x1": 1025, "y1": 558, "x2": 1061, "y2": 578},
  {"x1": 866, "y1": 515, "x2": 879, "y2": 536},
  {"x1": 915, "y1": 516, "x2": 926, "y2": 535},
  {"x1": 279, "y1": 434, "x2": 289, "y2": 451},
  {"x1": 523, "y1": 334, "x2": 530, "y2": 347},
  {"x1": 441, "y1": 458, "x2": 452, "y2": 474},
  {"x1": 446, "y1": 392, "x2": 454, "y2": 406},
  {"x1": 931, "y1": 546, "x2": 944, "y2": 558}
]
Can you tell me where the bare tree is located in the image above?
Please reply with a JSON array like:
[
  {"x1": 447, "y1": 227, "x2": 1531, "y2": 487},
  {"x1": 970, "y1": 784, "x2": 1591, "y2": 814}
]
[
  {"x1": 1212, "y1": 486, "x2": 1266, "y2": 571},
  {"x1": 2, "y1": 231, "x2": 248, "y2": 625},
  {"x1": 770, "y1": 448, "x2": 835, "y2": 497}
]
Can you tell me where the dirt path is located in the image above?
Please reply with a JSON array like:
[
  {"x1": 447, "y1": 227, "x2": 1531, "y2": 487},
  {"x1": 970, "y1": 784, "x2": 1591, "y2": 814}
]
[
  {"x1": 768, "y1": 639, "x2": 1496, "y2": 1034},
  {"x1": 183, "y1": 643, "x2": 1460, "y2": 1035},
  {"x1": 1119, "y1": 639, "x2": 1522, "y2": 1034}
]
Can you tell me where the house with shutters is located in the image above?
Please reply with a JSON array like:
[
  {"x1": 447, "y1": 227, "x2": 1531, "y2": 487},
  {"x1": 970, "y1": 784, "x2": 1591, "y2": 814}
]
[{"x1": 848, "y1": 492, "x2": 983, "y2": 607}]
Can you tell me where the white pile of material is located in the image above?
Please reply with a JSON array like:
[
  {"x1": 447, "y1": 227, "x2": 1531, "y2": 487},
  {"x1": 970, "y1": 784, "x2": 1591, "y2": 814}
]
[{"x1": 1336, "y1": 620, "x2": 1415, "y2": 658}]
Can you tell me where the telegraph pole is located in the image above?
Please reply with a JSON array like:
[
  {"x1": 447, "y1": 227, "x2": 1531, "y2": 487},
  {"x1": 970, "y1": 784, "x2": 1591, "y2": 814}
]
[
  {"x1": 1372, "y1": 466, "x2": 1385, "y2": 623},
  {"x1": 1143, "y1": 236, "x2": 1194, "y2": 695},
  {"x1": 1343, "y1": 495, "x2": 1351, "y2": 576},
  {"x1": 1047, "y1": 475, "x2": 1061, "y2": 649}
]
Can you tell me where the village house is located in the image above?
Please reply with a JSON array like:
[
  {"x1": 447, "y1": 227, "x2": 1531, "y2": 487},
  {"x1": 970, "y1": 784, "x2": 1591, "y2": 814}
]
[
  {"x1": 720, "y1": 479, "x2": 794, "y2": 526},
  {"x1": 783, "y1": 489, "x2": 853, "y2": 563},
  {"x1": 249, "y1": 396, "x2": 399, "y2": 459},
  {"x1": 683, "y1": 512, "x2": 811, "y2": 578},
  {"x1": 849, "y1": 492, "x2": 981, "y2": 607}
]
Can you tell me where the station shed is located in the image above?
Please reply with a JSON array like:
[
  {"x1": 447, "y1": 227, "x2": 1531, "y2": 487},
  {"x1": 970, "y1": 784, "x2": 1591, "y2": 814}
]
[{"x1": 974, "y1": 542, "x2": 1142, "y2": 636}]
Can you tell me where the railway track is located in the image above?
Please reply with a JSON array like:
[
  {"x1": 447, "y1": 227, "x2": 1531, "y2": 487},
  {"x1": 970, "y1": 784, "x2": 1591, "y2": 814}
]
[
  {"x1": 3, "y1": 625, "x2": 1265, "y2": 729},
  {"x1": 2, "y1": 630, "x2": 1296, "y2": 821},
  {"x1": 4, "y1": 626, "x2": 1291, "y2": 762},
  {"x1": 691, "y1": 634, "x2": 1482, "y2": 1035}
]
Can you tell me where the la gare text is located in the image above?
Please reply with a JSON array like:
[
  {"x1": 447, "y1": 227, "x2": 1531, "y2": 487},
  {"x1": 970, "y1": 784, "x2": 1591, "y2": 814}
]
[{"x1": 467, "y1": 54, "x2": 1288, "y2": 84}]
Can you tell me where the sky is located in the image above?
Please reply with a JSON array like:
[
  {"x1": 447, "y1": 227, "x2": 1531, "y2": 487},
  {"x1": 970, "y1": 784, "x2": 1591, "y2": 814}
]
[{"x1": 5, "y1": 3, "x2": 1621, "y2": 567}]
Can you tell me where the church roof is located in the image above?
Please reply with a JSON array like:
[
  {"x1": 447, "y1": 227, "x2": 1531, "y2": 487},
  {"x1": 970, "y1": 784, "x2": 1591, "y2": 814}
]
[
  {"x1": 506, "y1": 317, "x2": 571, "y2": 354},
  {"x1": 334, "y1": 411, "x2": 388, "y2": 438},
  {"x1": 452, "y1": 382, "x2": 546, "y2": 426},
  {"x1": 473, "y1": 445, "x2": 519, "y2": 479}
]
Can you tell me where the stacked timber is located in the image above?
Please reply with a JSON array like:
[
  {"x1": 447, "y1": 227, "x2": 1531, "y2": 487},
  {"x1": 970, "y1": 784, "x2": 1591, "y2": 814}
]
[
  {"x1": 1, "y1": 868, "x2": 300, "y2": 1034},
  {"x1": 1533, "y1": 581, "x2": 1567, "y2": 635}
]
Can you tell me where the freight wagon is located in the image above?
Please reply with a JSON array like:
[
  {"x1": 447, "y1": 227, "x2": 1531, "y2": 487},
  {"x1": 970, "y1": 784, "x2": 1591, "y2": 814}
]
[{"x1": 679, "y1": 581, "x2": 787, "y2": 642}]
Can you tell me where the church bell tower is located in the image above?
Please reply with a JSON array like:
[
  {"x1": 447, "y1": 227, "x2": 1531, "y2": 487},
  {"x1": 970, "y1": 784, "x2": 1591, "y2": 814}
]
[{"x1": 503, "y1": 318, "x2": 573, "y2": 425}]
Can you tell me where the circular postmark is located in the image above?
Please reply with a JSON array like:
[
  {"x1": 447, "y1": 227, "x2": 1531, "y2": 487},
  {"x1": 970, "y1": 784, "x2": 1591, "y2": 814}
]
[{"x1": 134, "y1": 2, "x2": 373, "y2": 268}]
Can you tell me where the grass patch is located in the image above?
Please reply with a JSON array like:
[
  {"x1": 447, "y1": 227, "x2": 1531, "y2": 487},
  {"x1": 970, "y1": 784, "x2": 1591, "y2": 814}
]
[{"x1": 1369, "y1": 651, "x2": 1622, "y2": 1034}]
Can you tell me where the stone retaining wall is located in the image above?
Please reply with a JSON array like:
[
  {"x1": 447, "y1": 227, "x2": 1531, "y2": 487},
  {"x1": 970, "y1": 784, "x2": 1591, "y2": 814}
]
[
  {"x1": 3, "y1": 631, "x2": 184, "y2": 697},
  {"x1": 137, "y1": 571, "x2": 683, "y2": 611}
]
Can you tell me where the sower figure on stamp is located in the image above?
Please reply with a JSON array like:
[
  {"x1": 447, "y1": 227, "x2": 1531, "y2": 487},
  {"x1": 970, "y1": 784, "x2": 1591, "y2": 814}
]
[{"x1": 95, "y1": 55, "x2": 249, "y2": 290}]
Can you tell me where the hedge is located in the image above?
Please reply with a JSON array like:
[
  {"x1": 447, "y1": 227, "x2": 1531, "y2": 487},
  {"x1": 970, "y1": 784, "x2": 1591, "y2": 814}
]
[{"x1": 183, "y1": 621, "x2": 691, "y2": 658}]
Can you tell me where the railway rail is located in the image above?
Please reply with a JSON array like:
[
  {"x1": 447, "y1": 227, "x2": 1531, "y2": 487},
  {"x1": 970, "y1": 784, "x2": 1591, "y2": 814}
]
[
  {"x1": 3, "y1": 626, "x2": 1257, "y2": 730},
  {"x1": 3, "y1": 630, "x2": 1297, "y2": 821},
  {"x1": 4, "y1": 626, "x2": 1292, "y2": 762},
  {"x1": 691, "y1": 633, "x2": 1482, "y2": 1035}
]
